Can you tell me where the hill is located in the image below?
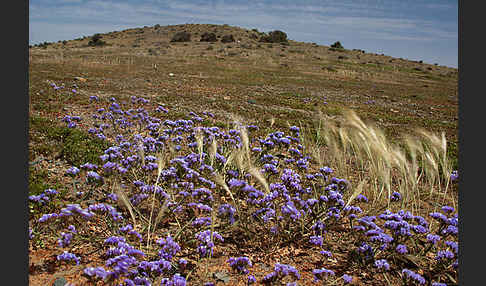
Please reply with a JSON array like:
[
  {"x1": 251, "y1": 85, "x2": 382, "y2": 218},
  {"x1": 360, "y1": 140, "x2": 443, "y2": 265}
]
[{"x1": 28, "y1": 23, "x2": 458, "y2": 285}]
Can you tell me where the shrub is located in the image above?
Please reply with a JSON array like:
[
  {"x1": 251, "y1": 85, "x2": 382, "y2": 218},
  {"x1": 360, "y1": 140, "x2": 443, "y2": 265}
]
[
  {"x1": 88, "y1": 34, "x2": 106, "y2": 47},
  {"x1": 330, "y1": 41, "x2": 344, "y2": 50},
  {"x1": 259, "y1": 30, "x2": 288, "y2": 43},
  {"x1": 29, "y1": 166, "x2": 50, "y2": 196},
  {"x1": 221, "y1": 34, "x2": 235, "y2": 43},
  {"x1": 200, "y1": 32, "x2": 217, "y2": 42},
  {"x1": 170, "y1": 31, "x2": 191, "y2": 42},
  {"x1": 61, "y1": 128, "x2": 111, "y2": 166}
]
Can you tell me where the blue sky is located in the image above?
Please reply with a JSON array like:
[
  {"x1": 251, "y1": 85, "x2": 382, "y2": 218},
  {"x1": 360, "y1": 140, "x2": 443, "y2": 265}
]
[{"x1": 29, "y1": 0, "x2": 458, "y2": 68}]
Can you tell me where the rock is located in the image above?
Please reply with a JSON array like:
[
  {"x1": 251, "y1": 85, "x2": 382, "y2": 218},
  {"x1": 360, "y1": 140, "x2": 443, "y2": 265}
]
[
  {"x1": 52, "y1": 277, "x2": 67, "y2": 286},
  {"x1": 213, "y1": 271, "x2": 230, "y2": 283},
  {"x1": 74, "y1": 77, "x2": 87, "y2": 82}
]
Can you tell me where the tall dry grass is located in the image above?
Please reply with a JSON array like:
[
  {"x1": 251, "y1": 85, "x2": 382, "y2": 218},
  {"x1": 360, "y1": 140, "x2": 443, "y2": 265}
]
[{"x1": 302, "y1": 109, "x2": 456, "y2": 214}]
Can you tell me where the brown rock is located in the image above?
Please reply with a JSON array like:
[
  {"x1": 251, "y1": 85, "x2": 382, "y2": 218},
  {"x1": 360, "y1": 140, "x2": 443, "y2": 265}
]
[{"x1": 74, "y1": 77, "x2": 87, "y2": 82}]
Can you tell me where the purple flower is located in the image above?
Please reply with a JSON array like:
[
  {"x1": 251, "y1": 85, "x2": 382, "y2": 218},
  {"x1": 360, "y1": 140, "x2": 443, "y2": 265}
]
[
  {"x1": 39, "y1": 213, "x2": 58, "y2": 223},
  {"x1": 86, "y1": 171, "x2": 102, "y2": 182},
  {"x1": 342, "y1": 274, "x2": 353, "y2": 284},
  {"x1": 218, "y1": 204, "x2": 236, "y2": 225},
  {"x1": 313, "y1": 267, "x2": 335, "y2": 281},
  {"x1": 436, "y1": 250, "x2": 455, "y2": 261},
  {"x1": 80, "y1": 162, "x2": 98, "y2": 170},
  {"x1": 427, "y1": 234, "x2": 441, "y2": 244},
  {"x1": 58, "y1": 232, "x2": 73, "y2": 248},
  {"x1": 157, "y1": 235, "x2": 181, "y2": 261},
  {"x1": 196, "y1": 230, "x2": 223, "y2": 257},
  {"x1": 442, "y1": 225, "x2": 458, "y2": 236},
  {"x1": 272, "y1": 263, "x2": 300, "y2": 280},
  {"x1": 248, "y1": 274, "x2": 256, "y2": 284},
  {"x1": 319, "y1": 166, "x2": 333, "y2": 174},
  {"x1": 396, "y1": 244, "x2": 408, "y2": 254},
  {"x1": 402, "y1": 269, "x2": 425, "y2": 285},
  {"x1": 320, "y1": 250, "x2": 332, "y2": 258},
  {"x1": 192, "y1": 217, "x2": 212, "y2": 227},
  {"x1": 309, "y1": 235, "x2": 323, "y2": 246},
  {"x1": 227, "y1": 256, "x2": 252, "y2": 274},
  {"x1": 83, "y1": 266, "x2": 108, "y2": 279},
  {"x1": 29, "y1": 193, "x2": 49, "y2": 204},
  {"x1": 57, "y1": 251, "x2": 80, "y2": 265},
  {"x1": 374, "y1": 259, "x2": 390, "y2": 271},
  {"x1": 441, "y1": 205, "x2": 455, "y2": 214},
  {"x1": 66, "y1": 166, "x2": 80, "y2": 176},
  {"x1": 445, "y1": 240, "x2": 458, "y2": 254},
  {"x1": 450, "y1": 170, "x2": 458, "y2": 181},
  {"x1": 390, "y1": 191, "x2": 401, "y2": 201}
]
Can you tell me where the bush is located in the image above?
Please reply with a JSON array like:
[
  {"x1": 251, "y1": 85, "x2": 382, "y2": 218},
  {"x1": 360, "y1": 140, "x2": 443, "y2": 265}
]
[
  {"x1": 259, "y1": 30, "x2": 288, "y2": 43},
  {"x1": 61, "y1": 128, "x2": 111, "y2": 166},
  {"x1": 171, "y1": 31, "x2": 191, "y2": 42},
  {"x1": 200, "y1": 32, "x2": 217, "y2": 42},
  {"x1": 30, "y1": 116, "x2": 110, "y2": 167},
  {"x1": 221, "y1": 34, "x2": 235, "y2": 43},
  {"x1": 88, "y1": 34, "x2": 106, "y2": 47},
  {"x1": 29, "y1": 166, "x2": 50, "y2": 196},
  {"x1": 330, "y1": 41, "x2": 344, "y2": 49}
]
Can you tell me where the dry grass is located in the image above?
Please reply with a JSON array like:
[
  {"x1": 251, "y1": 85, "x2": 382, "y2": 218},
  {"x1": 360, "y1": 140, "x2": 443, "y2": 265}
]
[{"x1": 302, "y1": 108, "x2": 456, "y2": 215}]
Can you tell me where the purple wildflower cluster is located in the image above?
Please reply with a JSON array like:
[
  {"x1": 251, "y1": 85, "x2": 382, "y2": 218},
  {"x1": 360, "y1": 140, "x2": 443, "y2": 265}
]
[
  {"x1": 312, "y1": 267, "x2": 335, "y2": 282},
  {"x1": 262, "y1": 263, "x2": 300, "y2": 284},
  {"x1": 29, "y1": 188, "x2": 58, "y2": 205},
  {"x1": 28, "y1": 94, "x2": 458, "y2": 285},
  {"x1": 227, "y1": 256, "x2": 252, "y2": 274},
  {"x1": 196, "y1": 230, "x2": 224, "y2": 257}
]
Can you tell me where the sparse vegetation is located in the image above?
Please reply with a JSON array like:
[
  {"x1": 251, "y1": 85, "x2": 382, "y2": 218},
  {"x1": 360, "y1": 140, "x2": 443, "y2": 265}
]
[
  {"x1": 200, "y1": 32, "x2": 217, "y2": 42},
  {"x1": 221, "y1": 34, "x2": 235, "y2": 43},
  {"x1": 88, "y1": 33, "x2": 106, "y2": 47},
  {"x1": 330, "y1": 41, "x2": 344, "y2": 51},
  {"x1": 259, "y1": 30, "x2": 288, "y2": 43},
  {"x1": 28, "y1": 23, "x2": 458, "y2": 285},
  {"x1": 170, "y1": 31, "x2": 191, "y2": 42}
]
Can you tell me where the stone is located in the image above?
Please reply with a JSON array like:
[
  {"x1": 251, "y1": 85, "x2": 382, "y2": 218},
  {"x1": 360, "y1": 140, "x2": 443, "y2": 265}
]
[
  {"x1": 74, "y1": 77, "x2": 87, "y2": 82},
  {"x1": 213, "y1": 271, "x2": 230, "y2": 283},
  {"x1": 52, "y1": 277, "x2": 67, "y2": 286}
]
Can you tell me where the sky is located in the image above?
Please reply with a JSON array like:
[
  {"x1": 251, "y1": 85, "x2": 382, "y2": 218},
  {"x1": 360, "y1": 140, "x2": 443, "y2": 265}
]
[{"x1": 29, "y1": 0, "x2": 458, "y2": 68}]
